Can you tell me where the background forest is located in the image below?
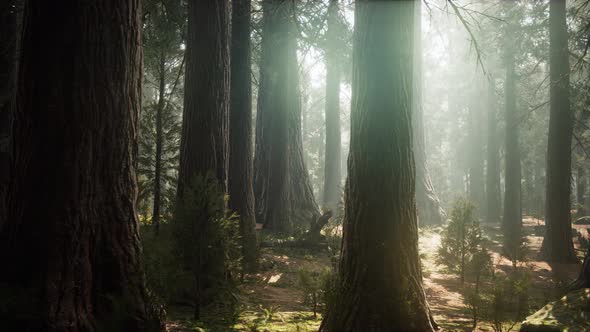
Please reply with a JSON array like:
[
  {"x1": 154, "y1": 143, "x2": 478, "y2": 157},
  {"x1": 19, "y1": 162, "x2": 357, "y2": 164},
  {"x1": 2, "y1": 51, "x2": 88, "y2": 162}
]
[{"x1": 1, "y1": 0, "x2": 590, "y2": 332}]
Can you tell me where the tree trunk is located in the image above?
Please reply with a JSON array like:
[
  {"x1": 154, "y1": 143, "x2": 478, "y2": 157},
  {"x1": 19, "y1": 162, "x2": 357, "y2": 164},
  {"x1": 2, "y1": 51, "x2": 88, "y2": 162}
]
[
  {"x1": 577, "y1": 167, "x2": 586, "y2": 217},
  {"x1": 503, "y1": 41, "x2": 522, "y2": 259},
  {"x1": 320, "y1": 1, "x2": 435, "y2": 330},
  {"x1": 254, "y1": 0, "x2": 319, "y2": 233},
  {"x1": 177, "y1": 1, "x2": 230, "y2": 195},
  {"x1": 540, "y1": 0, "x2": 577, "y2": 263},
  {"x1": 229, "y1": 0, "x2": 258, "y2": 271},
  {"x1": 152, "y1": 51, "x2": 166, "y2": 235},
  {"x1": 322, "y1": 0, "x2": 342, "y2": 212},
  {"x1": 533, "y1": 163, "x2": 546, "y2": 218},
  {"x1": 468, "y1": 84, "x2": 486, "y2": 219},
  {"x1": 0, "y1": 0, "x2": 17, "y2": 226},
  {"x1": 486, "y1": 78, "x2": 501, "y2": 224},
  {"x1": 0, "y1": 1, "x2": 160, "y2": 330},
  {"x1": 414, "y1": 0, "x2": 445, "y2": 226}
]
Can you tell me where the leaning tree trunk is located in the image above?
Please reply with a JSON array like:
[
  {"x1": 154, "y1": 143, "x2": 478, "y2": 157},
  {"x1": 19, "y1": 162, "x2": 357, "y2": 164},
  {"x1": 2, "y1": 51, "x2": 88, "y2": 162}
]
[
  {"x1": 540, "y1": 0, "x2": 577, "y2": 263},
  {"x1": 0, "y1": 0, "x2": 17, "y2": 226},
  {"x1": 254, "y1": 0, "x2": 319, "y2": 233},
  {"x1": 414, "y1": 0, "x2": 445, "y2": 226},
  {"x1": 322, "y1": 0, "x2": 342, "y2": 212},
  {"x1": 486, "y1": 77, "x2": 501, "y2": 224},
  {"x1": 503, "y1": 41, "x2": 522, "y2": 259},
  {"x1": 229, "y1": 0, "x2": 258, "y2": 271},
  {"x1": 0, "y1": 1, "x2": 160, "y2": 330},
  {"x1": 319, "y1": 1, "x2": 435, "y2": 330}
]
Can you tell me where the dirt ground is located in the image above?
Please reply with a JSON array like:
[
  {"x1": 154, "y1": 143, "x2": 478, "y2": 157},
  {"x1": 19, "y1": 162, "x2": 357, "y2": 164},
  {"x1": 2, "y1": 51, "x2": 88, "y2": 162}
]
[{"x1": 167, "y1": 217, "x2": 585, "y2": 331}]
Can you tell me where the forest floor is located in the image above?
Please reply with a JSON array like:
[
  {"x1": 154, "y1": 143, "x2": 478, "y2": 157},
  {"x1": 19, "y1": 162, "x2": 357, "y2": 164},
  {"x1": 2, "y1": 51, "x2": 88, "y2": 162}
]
[{"x1": 166, "y1": 217, "x2": 585, "y2": 332}]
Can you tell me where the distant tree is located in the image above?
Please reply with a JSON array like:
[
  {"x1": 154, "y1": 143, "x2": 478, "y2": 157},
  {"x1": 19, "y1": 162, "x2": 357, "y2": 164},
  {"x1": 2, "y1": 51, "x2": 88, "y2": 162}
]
[
  {"x1": 229, "y1": 0, "x2": 258, "y2": 271},
  {"x1": 540, "y1": 0, "x2": 577, "y2": 263},
  {"x1": 139, "y1": 0, "x2": 185, "y2": 233},
  {"x1": 486, "y1": 77, "x2": 501, "y2": 224},
  {"x1": 502, "y1": 6, "x2": 522, "y2": 258},
  {"x1": 414, "y1": 0, "x2": 445, "y2": 226},
  {"x1": 254, "y1": 0, "x2": 319, "y2": 233},
  {"x1": 467, "y1": 82, "x2": 486, "y2": 219},
  {"x1": 320, "y1": 1, "x2": 435, "y2": 330},
  {"x1": 322, "y1": 0, "x2": 343, "y2": 212},
  {"x1": 0, "y1": 1, "x2": 160, "y2": 330}
]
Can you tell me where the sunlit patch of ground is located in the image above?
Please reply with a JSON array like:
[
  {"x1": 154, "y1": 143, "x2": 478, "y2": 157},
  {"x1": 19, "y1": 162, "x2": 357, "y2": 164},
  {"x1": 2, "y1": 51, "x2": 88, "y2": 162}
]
[
  {"x1": 420, "y1": 217, "x2": 583, "y2": 331},
  {"x1": 167, "y1": 217, "x2": 585, "y2": 331}
]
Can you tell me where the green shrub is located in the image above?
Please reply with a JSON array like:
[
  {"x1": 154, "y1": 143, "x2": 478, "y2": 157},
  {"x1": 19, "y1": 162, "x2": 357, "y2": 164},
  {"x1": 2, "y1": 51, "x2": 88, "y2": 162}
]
[
  {"x1": 173, "y1": 172, "x2": 242, "y2": 320},
  {"x1": 437, "y1": 197, "x2": 484, "y2": 283},
  {"x1": 298, "y1": 268, "x2": 338, "y2": 318}
]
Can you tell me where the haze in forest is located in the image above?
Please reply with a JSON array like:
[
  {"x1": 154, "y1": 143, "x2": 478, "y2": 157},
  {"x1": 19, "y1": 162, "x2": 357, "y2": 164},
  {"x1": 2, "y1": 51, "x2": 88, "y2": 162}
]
[{"x1": 0, "y1": 1, "x2": 589, "y2": 331}]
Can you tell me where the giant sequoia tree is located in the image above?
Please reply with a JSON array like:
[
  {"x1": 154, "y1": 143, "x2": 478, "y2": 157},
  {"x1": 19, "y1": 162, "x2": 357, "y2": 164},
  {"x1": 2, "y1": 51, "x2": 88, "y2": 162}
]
[
  {"x1": 540, "y1": 0, "x2": 577, "y2": 263},
  {"x1": 254, "y1": 0, "x2": 319, "y2": 233},
  {"x1": 177, "y1": 1, "x2": 229, "y2": 195},
  {"x1": 229, "y1": 0, "x2": 258, "y2": 270},
  {"x1": 0, "y1": 1, "x2": 158, "y2": 330},
  {"x1": 320, "y1": 1, "x2": 435, "y2": 330},
  {"x1": 174, "y1": 1, "x2": 231, "y2": 319}
]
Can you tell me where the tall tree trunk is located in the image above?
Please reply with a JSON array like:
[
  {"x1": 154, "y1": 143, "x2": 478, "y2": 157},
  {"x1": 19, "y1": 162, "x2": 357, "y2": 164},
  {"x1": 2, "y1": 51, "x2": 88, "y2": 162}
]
[
  {"x1": 486, "y1": 78, "x2": 501, "y2": 224},
  {"x1": 0, "y1": 1, "x2": 160, "y2": 330},
  {"x1": 320, "y1": 1, "x2": 435, "y2": 330},
  {"x1": 468, "y1": 83, "x2": 486, "y2": 219},
  {"x1": 414, "y1": 0, "x2": 445, "y2": 226},
  {"x1": 0, "y1": 0, "x2": 17, "y2": 226},
  {"x1": 176, "y1": 1, "x2": 230, "y2": 318},
  {"x1": 540, "y1": 0, "x2": 577, "y2": 263},
  {"x1": 152, "y1": 51, "x2": 166, "y2": 235},
  {"x1": 322, "y1": 0, "x2": 342, "y2": 212},
  {"x1": 177, "y1": 1, "x2": 230, "y2": 195},
  {"x1": 503, "y1": 42, "x2": 522, "y2": 259},
  {"x1": 254, "y1": 0, "x2": 319, "y2": 233},
  {"x1": 577, "y1": 167, "x2": 586, "y2": 217},
  {"x1": 229, "y1": 0, "x2": 258, "y2": 271}
]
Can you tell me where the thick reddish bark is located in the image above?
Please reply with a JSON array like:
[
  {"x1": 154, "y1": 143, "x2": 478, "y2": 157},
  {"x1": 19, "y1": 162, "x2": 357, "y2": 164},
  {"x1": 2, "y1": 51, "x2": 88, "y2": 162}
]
[
  {"x1": 540, "y1": 0, "x2": 577, "y2": 263},
  {"x1": 320, "y1": 1, "x2": 435, "y2": 330},
  {"x1": 229, "y1": 0, "x2": 258, "y2": 271},
  {"x1": 0, "y1": 1, "x2": 159, "y2": 330},
  {"x1": 177, "y1": 1, "x2": 230, "y2": 196}
]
